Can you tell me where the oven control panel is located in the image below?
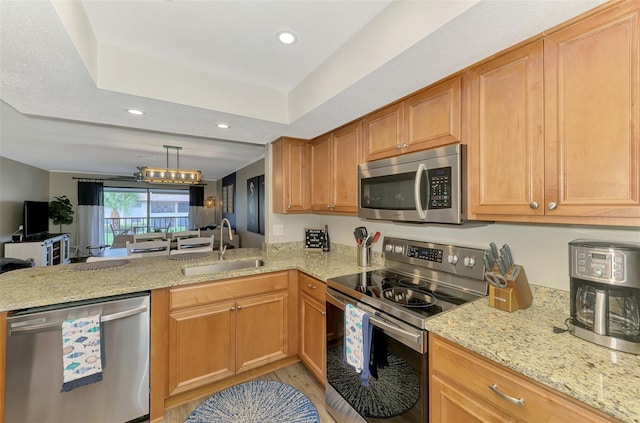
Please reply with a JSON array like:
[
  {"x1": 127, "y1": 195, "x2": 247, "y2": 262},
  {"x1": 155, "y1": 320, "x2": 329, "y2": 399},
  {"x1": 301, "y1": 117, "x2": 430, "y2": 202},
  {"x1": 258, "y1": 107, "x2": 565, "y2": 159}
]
[
  {"x1": 569, "y1": 240, "x2": 640, "y2": 287},
  {"x1": 383, "y1": 237, "x2": 485, "y2": 281}
]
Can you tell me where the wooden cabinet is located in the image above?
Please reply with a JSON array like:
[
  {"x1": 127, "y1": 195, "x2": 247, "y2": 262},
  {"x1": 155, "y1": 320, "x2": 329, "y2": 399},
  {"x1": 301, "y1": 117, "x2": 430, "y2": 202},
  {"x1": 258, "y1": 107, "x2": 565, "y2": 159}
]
[
  {"x1": 298, "y1": 273, "x2": 326, "y2": 384},
  {"x1": 429, "y1": 334, "x2": 618, "y2": 423},
  {"x1": 467, "y1": 40, "x2": 545, "y2": 217},
  {"x1": 166, "y1": 272, "x2": 290, "y2": 396},
  {"x1": 4, "y1": 233, "x2": 71, "y2": 266},
  {"x1": 468, "y1": 1, "x2": 640, "y2": 226},
  {"x1": 310, "y1": 120, "x2": 363, "y2": 214},
  {"x1": 543, "y1": 1, "x2": 639, "y2": 221},
  {"x1": 364, "y1": 77, "x2": 461, "y2": 161},
  {"x1": 272, "y1": 137, "x2": 310, "y2": 213}
]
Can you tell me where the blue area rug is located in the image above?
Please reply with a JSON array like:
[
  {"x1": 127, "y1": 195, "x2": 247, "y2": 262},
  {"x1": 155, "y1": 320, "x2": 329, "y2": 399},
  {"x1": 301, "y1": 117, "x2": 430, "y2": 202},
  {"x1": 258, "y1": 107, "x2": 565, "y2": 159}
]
[{"x1": 184, "y1": 380, "x2": 320, "y2": 423}]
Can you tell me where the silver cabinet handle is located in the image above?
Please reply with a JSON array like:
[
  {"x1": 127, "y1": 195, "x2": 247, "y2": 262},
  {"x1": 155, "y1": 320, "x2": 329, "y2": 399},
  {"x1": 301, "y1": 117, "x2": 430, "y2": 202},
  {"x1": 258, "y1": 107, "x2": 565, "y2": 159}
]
[
  {"x1": 307, "y1": 284, "x2": 316, "y2": 289},
  {"x1": 489, "y1": 384, "x2": 525, "y2": 407},
  {"x1": 321, "y1": 311, "x2": 326, "y2": 316},
  {"x1": 547, "y1": 202, "x2": 557, "y2": 210},
  {"x1": 401, "y1": 143, "x2": 408, "y2": 149},
  {"x1": 529, "y1": 201, "x2": 539, "y2": 209},
  {"x1": 287, "y1": 204, "x2": 291, "y2": 209},
  {"x1": 237, "y1": 305, "x2": 242, "y2": 310},
  {"x1": 230, "y1": 306, "x2": 235, "y2": 311},
  {"x1": 327, "y1": 204, "x2": 331, "y2": 209},
  {"x1": 395, "y1": 144, "x2": 402, "y2": 150}
]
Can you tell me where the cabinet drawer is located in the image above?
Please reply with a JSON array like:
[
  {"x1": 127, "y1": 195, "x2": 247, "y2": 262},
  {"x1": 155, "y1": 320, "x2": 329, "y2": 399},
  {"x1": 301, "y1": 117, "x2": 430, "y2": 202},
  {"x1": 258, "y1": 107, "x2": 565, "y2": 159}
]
[
  {"x1": 430, "y1": 335, "x2": 615, "y2": 423},
  {"x1": 298, "y1": 273, "x2": 326, "y2": 304},
  {"x1": 170, "y1": 271, "x2": 289, "y2": 311}
]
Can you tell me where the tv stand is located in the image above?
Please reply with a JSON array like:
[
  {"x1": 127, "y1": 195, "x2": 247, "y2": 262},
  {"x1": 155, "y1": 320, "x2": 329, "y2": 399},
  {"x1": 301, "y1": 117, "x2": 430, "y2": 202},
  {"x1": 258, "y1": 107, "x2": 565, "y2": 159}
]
[{"x1": 5, "y1": 233, "x2": 71, "y2": 267}]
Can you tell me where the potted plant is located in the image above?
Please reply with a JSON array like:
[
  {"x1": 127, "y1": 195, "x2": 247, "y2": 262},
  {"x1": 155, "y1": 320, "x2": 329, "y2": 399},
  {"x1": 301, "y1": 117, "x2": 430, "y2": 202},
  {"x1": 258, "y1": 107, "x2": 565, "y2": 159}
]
[{"x1": 49, "y1": 195, "x2": 74, "y2": 234}]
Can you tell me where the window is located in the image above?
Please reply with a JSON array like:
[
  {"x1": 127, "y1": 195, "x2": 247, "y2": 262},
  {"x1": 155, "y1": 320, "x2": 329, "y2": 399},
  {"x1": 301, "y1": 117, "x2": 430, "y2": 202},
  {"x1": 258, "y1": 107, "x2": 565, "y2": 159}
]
[{"x1": 104, "y1": 187, "x2": 190, "y2": 244}]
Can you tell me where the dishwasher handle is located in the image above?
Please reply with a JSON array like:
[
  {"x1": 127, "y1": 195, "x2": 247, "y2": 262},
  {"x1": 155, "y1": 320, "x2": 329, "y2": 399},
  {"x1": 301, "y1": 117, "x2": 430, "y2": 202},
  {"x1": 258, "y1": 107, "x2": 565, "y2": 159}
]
[{"x1": 9, "y1": 304, "x2": 148, "y2": 336}]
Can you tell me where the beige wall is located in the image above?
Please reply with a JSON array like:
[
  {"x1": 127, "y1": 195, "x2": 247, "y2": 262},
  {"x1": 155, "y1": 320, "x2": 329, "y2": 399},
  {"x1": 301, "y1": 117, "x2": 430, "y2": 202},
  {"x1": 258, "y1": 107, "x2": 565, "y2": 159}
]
[
  {"x1": 0, "y1": 157, "x2": 49, "y2": 255},
  {"x1": 232, "y1": 158, "x2": 265, "y2": 249}
]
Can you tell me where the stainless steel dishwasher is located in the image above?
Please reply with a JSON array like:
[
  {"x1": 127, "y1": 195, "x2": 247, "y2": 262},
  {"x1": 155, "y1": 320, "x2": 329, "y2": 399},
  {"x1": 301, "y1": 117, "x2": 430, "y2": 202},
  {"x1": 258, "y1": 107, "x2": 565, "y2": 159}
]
[{"x1": 5, "y1": 292, "x2": 150, "y2": 423}]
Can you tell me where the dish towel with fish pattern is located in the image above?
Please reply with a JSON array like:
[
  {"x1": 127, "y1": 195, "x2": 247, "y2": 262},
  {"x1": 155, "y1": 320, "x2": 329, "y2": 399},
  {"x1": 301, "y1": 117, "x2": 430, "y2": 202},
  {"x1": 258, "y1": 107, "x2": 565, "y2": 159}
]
[
  {"x1": 61, "y1": 315, "x2": 103, "y2": 392},
  {"x1": 344, "y1": 304, "x2": 373, "y2": 386}
]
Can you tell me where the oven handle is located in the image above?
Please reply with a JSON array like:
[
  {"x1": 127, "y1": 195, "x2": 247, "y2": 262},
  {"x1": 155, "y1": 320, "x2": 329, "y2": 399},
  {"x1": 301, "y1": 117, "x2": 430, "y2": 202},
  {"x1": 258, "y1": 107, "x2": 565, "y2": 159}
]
[
  {"x1": 414, "y1": 163, "x2": 427, "y2": 220},
  {"x1": 326, "y1": 289, "x2": 423, "y2": 348}
]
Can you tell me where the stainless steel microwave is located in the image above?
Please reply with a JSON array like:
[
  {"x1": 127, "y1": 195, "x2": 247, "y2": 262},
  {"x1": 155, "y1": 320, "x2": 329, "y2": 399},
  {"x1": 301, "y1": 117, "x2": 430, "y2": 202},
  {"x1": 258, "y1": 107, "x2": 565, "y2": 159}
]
[{"x1": 358, "y1": 144, "x2": 465, "y2": 224}]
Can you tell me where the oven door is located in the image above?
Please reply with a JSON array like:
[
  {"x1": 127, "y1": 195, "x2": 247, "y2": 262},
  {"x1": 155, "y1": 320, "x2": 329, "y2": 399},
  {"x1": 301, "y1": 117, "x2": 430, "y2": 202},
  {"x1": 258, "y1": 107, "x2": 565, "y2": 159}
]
[{"x1": 325, "y1": 288, "x2": 427, "y2": 423}]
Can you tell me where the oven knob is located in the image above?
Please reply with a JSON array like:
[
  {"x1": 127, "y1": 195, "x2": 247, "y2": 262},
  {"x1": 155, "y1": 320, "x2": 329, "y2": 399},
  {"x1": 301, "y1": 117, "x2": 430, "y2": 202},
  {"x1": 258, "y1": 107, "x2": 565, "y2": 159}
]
[
  {"x1": 464, "y1": 256, "x2": 476, "y2": 268},
  {"x1": 594, "y1": 269, "x2": 604, "y2": 278},
  {"x1": 384, "y1": 244, "x2": 393, "y2": 253},
  {"x1": 447, "y1": 254, "x2": 459, "y2": 265},
  {"x1": 394, "y1": 245, "x2": 403, "y2": 254}
]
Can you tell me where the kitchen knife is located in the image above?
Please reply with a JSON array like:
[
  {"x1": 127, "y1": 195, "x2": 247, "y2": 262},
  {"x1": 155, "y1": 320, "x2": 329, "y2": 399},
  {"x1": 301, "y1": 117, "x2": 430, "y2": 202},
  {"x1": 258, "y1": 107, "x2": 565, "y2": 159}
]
[
  {"x1": 489, "y1": 242, "x2": 499, "y2": 262},
  {"x1": 483, "y1": 251, "x2": 493, "y2": 272},
  {"x1": 499, "y1": 245, "x2": 512, "y2": 270},
  {"x1": 485, "y1": 249, "x2": 496, "y2": 267},
  {"x1": 496, "y1": 255, "x2": 508, "y2": 275},
  {"x1": 502, "y1": 244, "x2": 514, "y2": 268}
]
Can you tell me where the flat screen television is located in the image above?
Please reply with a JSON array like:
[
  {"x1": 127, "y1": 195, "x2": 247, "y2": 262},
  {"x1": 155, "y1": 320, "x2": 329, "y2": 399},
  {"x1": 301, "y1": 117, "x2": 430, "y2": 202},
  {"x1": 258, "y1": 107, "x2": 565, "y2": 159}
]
[{"x1": 23, "y1": 201, "x2": 50, "y2": 239}]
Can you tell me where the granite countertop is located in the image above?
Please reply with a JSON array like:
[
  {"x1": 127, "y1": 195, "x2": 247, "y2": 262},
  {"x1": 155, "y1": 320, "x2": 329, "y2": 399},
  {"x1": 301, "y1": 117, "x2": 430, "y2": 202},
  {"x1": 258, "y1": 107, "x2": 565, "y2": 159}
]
[
  {"x1": 2, "y1": 245, "x2": 638, "y2": 422},
  {"x1": 425, "y1": 285, "x2": 640, "y2": 423},
  {"x1": 0, "y1": 244, "x2": 381, "y2": 312}
]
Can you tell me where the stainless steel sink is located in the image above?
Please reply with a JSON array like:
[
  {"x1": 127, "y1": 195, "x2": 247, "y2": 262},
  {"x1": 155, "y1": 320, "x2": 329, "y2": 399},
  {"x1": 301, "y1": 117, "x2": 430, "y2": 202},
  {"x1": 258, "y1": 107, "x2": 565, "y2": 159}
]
[{"x1": 182, "y1": 259, "x2": 265, "y2": 276}]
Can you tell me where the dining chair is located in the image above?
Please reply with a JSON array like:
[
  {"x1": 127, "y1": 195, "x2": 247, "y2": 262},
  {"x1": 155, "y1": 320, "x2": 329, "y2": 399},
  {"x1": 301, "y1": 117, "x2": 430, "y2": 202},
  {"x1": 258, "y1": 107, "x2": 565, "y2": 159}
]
[
  {"x1": 176, "y1": 235, "x2": 215, "y2": 251},
  {"x1": 171, "y1": 230, "x2": 200, "y2": 240},
  {"x1": 133, "y1": 232, "x2": 167, "y2": 242},
  {"x1": 126, "y1": 240, "x2": 171, "y2": 257}
]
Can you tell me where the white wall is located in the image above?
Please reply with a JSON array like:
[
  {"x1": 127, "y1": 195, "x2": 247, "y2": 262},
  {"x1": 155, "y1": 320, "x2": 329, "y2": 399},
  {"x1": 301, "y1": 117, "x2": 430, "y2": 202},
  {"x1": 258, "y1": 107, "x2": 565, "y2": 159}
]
[{"x1": 232, "y1": 158, "x2": 265, "y2": 249}]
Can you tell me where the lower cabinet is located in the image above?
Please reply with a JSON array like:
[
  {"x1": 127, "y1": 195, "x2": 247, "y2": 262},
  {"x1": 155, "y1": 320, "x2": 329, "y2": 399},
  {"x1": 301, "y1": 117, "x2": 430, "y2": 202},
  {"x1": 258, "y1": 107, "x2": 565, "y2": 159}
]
[
  {"x1": 429, "y1": 334, "x2": 617, "y2": 423},
  {"x1": 166, "y1": 272, "x2": 290, "y2": 397},
  {"x1": 298, "y1": 273, "x2": 326, "y2": 384}
]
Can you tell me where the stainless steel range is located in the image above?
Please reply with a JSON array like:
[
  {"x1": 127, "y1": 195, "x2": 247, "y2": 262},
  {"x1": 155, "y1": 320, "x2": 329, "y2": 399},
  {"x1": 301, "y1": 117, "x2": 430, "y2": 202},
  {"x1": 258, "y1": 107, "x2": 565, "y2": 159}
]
[{"x1": 325, "y1": 237, "x2": 488, "y2": 423}]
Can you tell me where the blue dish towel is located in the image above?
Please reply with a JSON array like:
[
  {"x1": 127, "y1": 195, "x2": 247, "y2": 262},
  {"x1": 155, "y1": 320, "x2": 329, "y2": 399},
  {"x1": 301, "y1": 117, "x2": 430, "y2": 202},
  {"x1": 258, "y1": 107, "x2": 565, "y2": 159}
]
[
  {"x1": 344, "y1": 304, "x2": 373, "y2": 386},
  {"x1": 60, "y1": 315, "x2": 103, "y2": 392}
]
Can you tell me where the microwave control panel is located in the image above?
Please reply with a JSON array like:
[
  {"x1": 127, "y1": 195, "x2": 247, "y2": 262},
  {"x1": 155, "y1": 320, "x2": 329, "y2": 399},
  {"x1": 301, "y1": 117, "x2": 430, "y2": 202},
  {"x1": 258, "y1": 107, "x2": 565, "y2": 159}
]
[
  {"x1": 570, "y1": 246, "x2": 627, "y2": 284},
  {"x1": 427, "y1": 167, "x2": 451, "y2": 209}
]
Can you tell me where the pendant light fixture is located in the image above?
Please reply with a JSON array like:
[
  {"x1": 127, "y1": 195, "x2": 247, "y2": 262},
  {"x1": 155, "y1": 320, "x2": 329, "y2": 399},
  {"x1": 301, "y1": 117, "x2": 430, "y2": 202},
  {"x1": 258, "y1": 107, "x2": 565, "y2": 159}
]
[{"x1": 136, "y1": 145, "x2": 202, "y2": 184}]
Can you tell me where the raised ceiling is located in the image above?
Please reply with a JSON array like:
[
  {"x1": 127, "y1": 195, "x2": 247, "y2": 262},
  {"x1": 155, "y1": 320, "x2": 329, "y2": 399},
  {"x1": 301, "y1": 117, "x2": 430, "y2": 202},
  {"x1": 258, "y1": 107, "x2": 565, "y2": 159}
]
[{"x1": 0, "y1": 0, "x2": 603, "y2": 180}]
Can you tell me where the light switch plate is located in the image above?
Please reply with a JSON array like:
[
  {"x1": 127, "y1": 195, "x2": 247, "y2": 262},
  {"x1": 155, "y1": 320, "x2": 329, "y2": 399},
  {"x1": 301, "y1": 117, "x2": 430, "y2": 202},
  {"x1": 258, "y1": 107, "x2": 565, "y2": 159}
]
[{"x1": 273, "y1": 224, "x2": 284, "y2": 236}]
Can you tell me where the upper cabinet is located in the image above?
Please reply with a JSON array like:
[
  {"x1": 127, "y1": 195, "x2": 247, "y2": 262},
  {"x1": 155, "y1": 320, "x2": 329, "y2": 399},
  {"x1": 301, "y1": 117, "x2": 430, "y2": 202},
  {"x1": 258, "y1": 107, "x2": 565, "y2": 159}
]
[
  {"x1": 272, "y1": 137, "x2": 310, "y2": 213},
  {"x1": 543, "y1": 1, "x2": 639, "y2": 221},
  {"x1": 364, "y1": 76, "x2": 462, "y2": 161},
  {"x1": 468, "y1": 1, "x2": 639, "y2": 226},
  {"x1": 467, "y1": 40, "x2": 545, "y2": 217},
  {"x1": 310, "y1": 120, "x2": 363, "y2": 214}
]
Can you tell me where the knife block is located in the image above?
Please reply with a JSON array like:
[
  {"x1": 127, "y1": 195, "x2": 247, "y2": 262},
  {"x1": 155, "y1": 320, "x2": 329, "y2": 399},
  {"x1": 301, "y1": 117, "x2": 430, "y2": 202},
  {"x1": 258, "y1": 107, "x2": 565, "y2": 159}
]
[{"x1": 488, "y1": 265, "x2": 533, "y2": 312}]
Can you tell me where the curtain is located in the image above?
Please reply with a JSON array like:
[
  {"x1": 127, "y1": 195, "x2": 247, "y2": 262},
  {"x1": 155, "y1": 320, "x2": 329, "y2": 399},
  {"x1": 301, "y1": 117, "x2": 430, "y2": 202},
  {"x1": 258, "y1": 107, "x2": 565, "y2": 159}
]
[
  {"x1": 77, "y1": 182, "x2": 104, "y2": 254},
  {"x1": 188, "y1": 186, "x2": 204, "y2": 230}
]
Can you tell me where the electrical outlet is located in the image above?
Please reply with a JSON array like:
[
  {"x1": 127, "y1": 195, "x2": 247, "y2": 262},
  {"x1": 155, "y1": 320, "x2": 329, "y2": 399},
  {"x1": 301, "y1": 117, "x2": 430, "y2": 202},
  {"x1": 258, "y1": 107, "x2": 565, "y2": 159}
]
[{"x1": 273, "y1": 224, "x2": 284, "y2": 236}]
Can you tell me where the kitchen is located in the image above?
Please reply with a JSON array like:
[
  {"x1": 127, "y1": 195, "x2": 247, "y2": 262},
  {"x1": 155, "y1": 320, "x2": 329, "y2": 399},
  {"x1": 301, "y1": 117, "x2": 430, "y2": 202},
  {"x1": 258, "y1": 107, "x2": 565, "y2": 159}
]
[{"x1": 1, "y1": 0, "x2": 640, "y2": 422}]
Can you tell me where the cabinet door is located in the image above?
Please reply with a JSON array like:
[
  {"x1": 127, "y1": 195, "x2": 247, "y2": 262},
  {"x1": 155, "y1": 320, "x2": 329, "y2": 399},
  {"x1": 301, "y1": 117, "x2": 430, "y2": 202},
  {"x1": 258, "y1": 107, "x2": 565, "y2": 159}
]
[
  {"x1": 331, "y1": 120, "x2": 363, "y2": 213},
  {"x1": 364, "y1": 102, "x2": 404, "y2": 161},
  {"x1": 430, "y1": 374, "x2": 518, "y2": 423},
  {"x1": 272, "y1": 137, "x2": 310, "y2": 213},
  {"x1": 167, "y1": 301, "x2": 235, "y2": 396},
  {"x1": 310, "y1": 134, "x2": 332, "y2": 212},
  {"x1": 405, "y1": 76, "x2": 461, "y2": 153},
  {"x1": 299, "y1": 292, "x2": 326, "y2": 384},
  {"x1": 467, "y1": 40, "x2": 545, "y2": 217},
  {"x1": 235, "y1": 291, "x2": 288, "y2": 373},
  {"x1": 544, "y1": 2, "x2": 640, "y2": 218}
]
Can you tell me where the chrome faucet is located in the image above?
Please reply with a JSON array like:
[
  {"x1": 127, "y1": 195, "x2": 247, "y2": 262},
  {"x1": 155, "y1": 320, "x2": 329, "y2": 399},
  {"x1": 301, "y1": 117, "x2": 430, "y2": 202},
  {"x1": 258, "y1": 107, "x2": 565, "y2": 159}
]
[{"x1": 219, "y1": 218, "x2": 233, "y2": 260}]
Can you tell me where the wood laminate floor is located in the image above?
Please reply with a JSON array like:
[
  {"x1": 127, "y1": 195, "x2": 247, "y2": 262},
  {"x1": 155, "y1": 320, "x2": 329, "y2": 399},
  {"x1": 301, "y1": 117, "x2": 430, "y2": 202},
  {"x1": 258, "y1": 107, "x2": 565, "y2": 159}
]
[{"x1": 163, "y1": 362, "x2": 337, "y2": 423}]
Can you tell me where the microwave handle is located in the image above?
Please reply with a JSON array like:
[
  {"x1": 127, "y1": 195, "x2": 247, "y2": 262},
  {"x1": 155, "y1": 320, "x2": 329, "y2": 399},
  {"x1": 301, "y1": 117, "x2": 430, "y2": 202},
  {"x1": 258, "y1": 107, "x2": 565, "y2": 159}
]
[{"x1": 414, "y1": 163, "x2": 427, "y2": 220}]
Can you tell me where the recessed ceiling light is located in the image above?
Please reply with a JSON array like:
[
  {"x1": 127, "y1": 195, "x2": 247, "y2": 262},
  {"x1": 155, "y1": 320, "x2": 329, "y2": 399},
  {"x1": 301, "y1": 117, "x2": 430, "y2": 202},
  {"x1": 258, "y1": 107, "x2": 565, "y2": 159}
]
[
  {"x1": 216, "y1": 123, "x2": 230, "y2": 129},
  {"x1": 127, "y1": 108, "x2": 145, "y2": 116},
  {"x1": 276, "y1": 30, "x2": 297, "y2": 45}
]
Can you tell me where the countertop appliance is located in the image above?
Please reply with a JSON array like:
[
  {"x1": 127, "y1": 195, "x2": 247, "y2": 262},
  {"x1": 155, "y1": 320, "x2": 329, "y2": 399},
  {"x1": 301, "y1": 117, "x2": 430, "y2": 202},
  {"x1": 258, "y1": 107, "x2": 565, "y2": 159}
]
[
  {"x1": 5, "y1": 292, "x2": 150, "y2": 422},
  {"x1": 358, "y1": 144, "x2": 465, "y2": 224},
  {"x1": 569, "y1": 239, "x2": 640, "y2": 354},
  {"x1": 325, "y1": 237, "x2": 487, "y2": 422}
]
